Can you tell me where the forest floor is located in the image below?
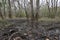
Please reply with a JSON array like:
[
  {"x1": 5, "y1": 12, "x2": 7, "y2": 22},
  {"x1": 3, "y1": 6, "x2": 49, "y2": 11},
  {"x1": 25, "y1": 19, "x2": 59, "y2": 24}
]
[{"x1": 0, "y1": 18, "x2": 60, "y2": 40}]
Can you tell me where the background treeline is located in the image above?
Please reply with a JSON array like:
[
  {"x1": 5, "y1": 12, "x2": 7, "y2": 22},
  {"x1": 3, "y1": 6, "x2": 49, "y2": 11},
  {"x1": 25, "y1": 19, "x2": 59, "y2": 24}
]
[{"x1": 0, "y1": 0, "x2": 60, "y2": 20}]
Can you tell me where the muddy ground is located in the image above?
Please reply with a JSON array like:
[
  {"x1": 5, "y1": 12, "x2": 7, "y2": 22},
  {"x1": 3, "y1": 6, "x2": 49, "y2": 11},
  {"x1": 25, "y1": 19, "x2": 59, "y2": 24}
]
[{"x1": 0, "y1": 19, "x2": 60, "y2": 40}]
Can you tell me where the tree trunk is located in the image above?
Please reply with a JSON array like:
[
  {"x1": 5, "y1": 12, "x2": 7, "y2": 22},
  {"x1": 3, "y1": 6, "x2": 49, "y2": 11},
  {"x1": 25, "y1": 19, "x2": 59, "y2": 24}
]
[
  {"x1": 2, "y1": 0, "x2": 6, "y2": 17},
  {"x1": 55, "y1": 0, "x2": 58, "y2": 16},
  {"x1": 35, "y1": 0, "x2": 40, "y2": 28},
  {"x1": 30, "y1": 0, "x2": 34, "y2": 27},
  {"x1": 51, "y1": 0, "x2": 54, "y2": 14},
  {"x1": 17, "y1": 0, "x2": 21, "y2": 17},
  {"x1": 8, "y1": 0, "x2": 12, "y2": 18},
  {"x1": 2, "y1": 0, "x2": 6, "y2": 18},
  {"x1": 24, "y1": 0, "x2": 29, "y2": 23},
  {"x1": 35, "y1": 0, "x2": 40, "y2": 21},
  {"x1": 0, "y1": 7, "x2": 4, "y2": 19},
  {"x1": 13, "y1": 0, "x2": 17, "y2": 17},
  {"x1": 46, "y1": 0, "x2": 51, "y2": 17},
  {"x1": 14, "y1": 4, "x2": 17, "y2": 17}
]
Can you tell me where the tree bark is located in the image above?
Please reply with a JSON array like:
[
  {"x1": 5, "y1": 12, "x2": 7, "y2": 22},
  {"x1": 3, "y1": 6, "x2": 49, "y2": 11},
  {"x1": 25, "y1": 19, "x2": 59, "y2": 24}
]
[
  {"x1": 24, "y1": 0, "x2": 29, "y2": 22},
  {"x1": 35, "y1": 0, "x2": 40, "y2": 28},
  {"x1": 35, "y1": 0, "x2": 40, "y2": 21},
  {"x1": 30, "y1": 0, "x2": 34, "y2": 27},
  {"x1": 17, "y1": 0, "x2": 21, "y2": 17},
  {"x1": 0, "y1": 7, "x2": 4, "y2": 19},
  {"x1": 2, "y1": 0, "x2": 6, "y2": 17},
  {"x1": 46, "y1": 0, "x2": 51, "y2": 17},
  {"x1": 8, "y1": 0, "x2": 12, "y2": 18},
  {"x1": 55, "y1": 0, "x2": 58, "y2": 16},
  {"x1": 13, "y1": 0, "x2": 17, "y2": 17}
]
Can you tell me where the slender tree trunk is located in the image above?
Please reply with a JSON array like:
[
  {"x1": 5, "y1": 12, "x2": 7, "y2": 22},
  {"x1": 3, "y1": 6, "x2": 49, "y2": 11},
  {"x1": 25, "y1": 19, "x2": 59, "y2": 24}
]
[
  {"x1": 55, "y1": 0, "x2": 58, "y2": 16},
  {"x1": 0, "y1": 7, "x2": 4, "y2": 19},
  {"x1": 14, "y1": 4, "x2": 17, "y2": 17},
  {"x1": 35, "y1": 0, "x2": 40, "y2": 28},
  {"x1": 8, "y1": 0, "x2": 12, "y2": 18},
  {"x1": 2, "y1": 0, "x2": 6, "y2": 18},
  {"x1": 17, "y1": 0, "x2": 21, "y2": 17},
  {"x1": 30, "y1": 0, "x2": 34, "y2": 27},
  {"x1": 51, "y1": 0, "x2": 58, "y2": 17},
  {"x1": 51, "y1": 0, "x2": 54, "y2": 14},
  {"x1": 17, "y1": 0, "x2": 20, "y2": 10},
  {"x1": 46, "y1": 0, "x2": 51, "y2": 17},
  {"x1": 13, "y1": 0, "x2": 17, "y2": 17},
  {"x1": 24, "y1": 0, "x2": 29, "y2": 22},
  {"x1": 35, "y1": 0, "x2": 40, "y2": 21}
]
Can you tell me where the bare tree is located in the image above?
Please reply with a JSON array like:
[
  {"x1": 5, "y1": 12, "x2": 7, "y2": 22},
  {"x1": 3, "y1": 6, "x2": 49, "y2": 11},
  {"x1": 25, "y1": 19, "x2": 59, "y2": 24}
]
[
  {"x1": 46, "y1": 0, "x2": 51, "y2": 17},
  {"x1": 30, "y1": 0, "x2": 34, "y2": 27},
  {"x1": 2, "y1": 0, "x2": 6, "y2": 18},
  {"x1": 35, "y1": 0, "x2": 40, "y2": 21},
  {"x1": 24, "y1": 0, "x2": 29, "y2": 22},
  {"x1": 0, "y1": 2, "x2": 4, "y2": 19},
  {"x1": 17, "y1": 0, "x2": 21, "y2": 17},
  {"x1": 51, "y1": 0, "x2": 58, "y2": 17},
  {"x1": 51, "y1": 0, "x2": 54, "y2": 15},
  {"x1": 54, "y1": 0, "x2": 58, "y2": 16},
  {"x1": 14, "y1": 4, "x2": 17, "y2": 17},
  {"x1": 8, "y1": 0, "x2": 12, "y2": 18},
  {"x1": 46, "y1": 0, "x2": 58, "y2": 18},
  {"x1": 13, "y1": 0, "x2": 17, "y2": 17}
]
